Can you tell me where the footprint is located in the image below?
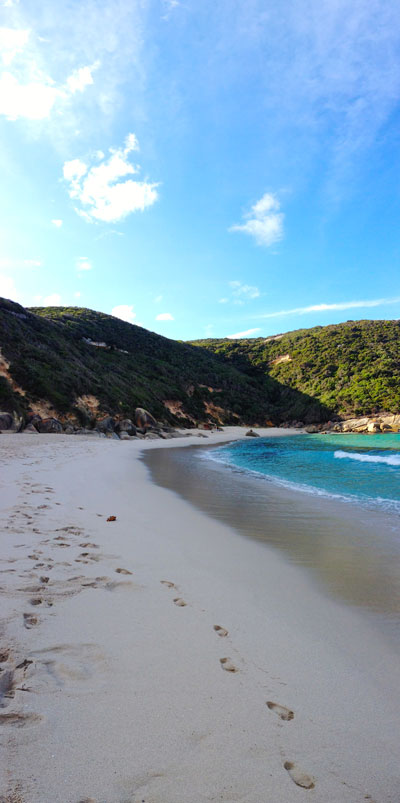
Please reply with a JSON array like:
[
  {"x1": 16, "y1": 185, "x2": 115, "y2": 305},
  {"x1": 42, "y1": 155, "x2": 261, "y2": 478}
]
[
  {"x1": 161, "y1": 580, "x2": 176, "y2": 588},
  {"x1": 214, "y1": 625, "x2": 228, "y2": 637},
  {"x1": 0, "y1": 649, "x2": 10, "y2": 663},
  {"x1": 23, "y1": 613, "x2": 39, "y2": 628},
  {"x1": 220, "y1": 657, "x2": 238, "y2": 673},
  {"x1": 267, "y1": 701, "x2": 294, "y2": 721},
  {"x1": 284, "y1": 762, "x2": 315, "y2": 789},
  {"x1": 115, "y1": 568, "x2": 132, "y2": 575},
  {"x1": 29, "y1": 598, "x2": 42, "y2": 606},
  {"x1": 79, "y1": 543, "x2": 98, "y2": 549},
  {"x1": 40, "y1": 576, "x2": 50, "y2": 584},
  {"x1": 173, "y1": 598, "x2": 186, "y2": 607}
]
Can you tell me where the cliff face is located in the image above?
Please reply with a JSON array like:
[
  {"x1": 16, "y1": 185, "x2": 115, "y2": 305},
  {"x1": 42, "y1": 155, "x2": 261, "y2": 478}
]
[{"x1": 1, "y1": 298, "x2": 399, "y2": 428}]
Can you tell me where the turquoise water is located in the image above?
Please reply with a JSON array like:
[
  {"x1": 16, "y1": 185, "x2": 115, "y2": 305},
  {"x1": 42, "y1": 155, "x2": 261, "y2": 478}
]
[{"x1": 210, "y1": 433, "x2": 400, "y2": 513}]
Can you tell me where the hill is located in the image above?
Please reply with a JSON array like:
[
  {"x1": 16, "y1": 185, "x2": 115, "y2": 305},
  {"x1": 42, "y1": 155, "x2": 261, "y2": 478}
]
[
  {"x1": 0, "y1": 298, "x2": 281, "y2": 427},
  {"x1": 0, "y1": 298, "x2": 398, "y2": 428},
  {"x1": 191, "y1": 318, "x2": 400, "y2": 420}
]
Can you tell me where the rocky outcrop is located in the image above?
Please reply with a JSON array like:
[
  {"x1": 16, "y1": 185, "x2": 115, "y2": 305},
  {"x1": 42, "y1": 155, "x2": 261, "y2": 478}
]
[
  {"x1": 328, "y1": 414, "x2": 400, "y2": 433},
  {"x1": 245, "y1": 429, "x2": 259, "y2": 437}
]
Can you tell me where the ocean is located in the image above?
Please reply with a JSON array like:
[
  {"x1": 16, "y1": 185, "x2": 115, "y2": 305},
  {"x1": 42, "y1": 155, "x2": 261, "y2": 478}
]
[{"x1": 208, "y1": 433, "x2": 400, "y2": 514}]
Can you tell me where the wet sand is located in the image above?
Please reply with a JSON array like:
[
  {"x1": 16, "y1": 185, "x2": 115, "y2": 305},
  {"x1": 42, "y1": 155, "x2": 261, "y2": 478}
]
[
  {"x1": 144, "y1": 441, "x2": 400, "y2": 639},
  {"x1": 0, "y1": 429, "x2": 399, "y2": 802}
]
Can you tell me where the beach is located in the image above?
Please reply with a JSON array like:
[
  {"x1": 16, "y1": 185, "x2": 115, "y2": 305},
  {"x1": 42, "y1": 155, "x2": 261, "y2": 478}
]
[{"x1": 1, "y1": 429, "x2": 399, "y2": 803}]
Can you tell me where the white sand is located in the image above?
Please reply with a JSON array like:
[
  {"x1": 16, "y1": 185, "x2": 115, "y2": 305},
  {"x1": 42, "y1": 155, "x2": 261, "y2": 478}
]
[{"x1": 0, "y1": 428, "x2": 399, "y2": 803}]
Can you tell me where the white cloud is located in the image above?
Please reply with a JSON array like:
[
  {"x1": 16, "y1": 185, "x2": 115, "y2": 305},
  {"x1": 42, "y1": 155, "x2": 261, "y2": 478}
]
[
  {"x1": 156, "y1": 312, "x2": 174, "y2": 321},
  {"x1": 42, "y1": 293, "x2": 62, "y2": 305},
  {"x1": 227, "y1": 328, "x2": 261, "y2": 339},
  {"x1": 51, "y1": 219, "x2": 63, "y2": 227},
  {"x1": 0, "y1": 274, "x2": 19, "y2": 301},
  {"x1": 230, "y1": 193, "x2": 283, "y2": 247},
  {"x1": 0, "y1": 28, "x2": 30, "y2": 66},
  {"x1": 0, "y1": 25, "x2": 98, "y2": 122},
  {"x1": 0, "y1": 257, "x2": 41, "y2": 269},
  {"x1": 0, "y1": 70, "x2": 60, "y2": 120},
  {"x1": 66, "y1": 62, "x2": 98, "y2": 94},
  {"x1": 111, "y1": 304, "x2": 136, "y2": 324},
  {"x1": 76, "y1": 256, "x2": 92, "y2": 272},
  {"x1": 256, "y1": 296, "x2": 400, "y2": 320},
  {"x1": 63, "y1": 134, "x2": 159, "y2": 223},
  {"x1": 74, "y1": 291, "x2": 81, "y2": 298},
  {"x1": 218, "y1": 297, "x2": 228, "y2": 304}
]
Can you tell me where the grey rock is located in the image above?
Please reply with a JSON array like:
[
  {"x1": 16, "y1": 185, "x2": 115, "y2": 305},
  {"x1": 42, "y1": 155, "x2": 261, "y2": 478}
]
[
  {"x1": 119, "y1": 431, "x2": 130, "y2": 440},
  {"x1": 245, "y1": 429, "x2": 259, "y2": 437},
  {"x1": 36, "y1": 417, "x2": 63, "y2": 434},
  {"x1": 0, "y1": 412, "x2": 16, "y2": 430},
  {"x1": 23, "y1": 423, "x2": 39, "y2": 434},
  {"x1": 116, "y1": 418, "x2": 137, "y2": 436},
  {"x1": 96, "y1": 415, "x2": 116, "y2": 433}
]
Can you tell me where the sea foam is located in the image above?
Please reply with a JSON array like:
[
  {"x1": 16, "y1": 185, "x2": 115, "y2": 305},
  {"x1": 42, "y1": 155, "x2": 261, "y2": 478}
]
[{"x1": 334, "y1": 450, "x2": 400, "y2": 467}]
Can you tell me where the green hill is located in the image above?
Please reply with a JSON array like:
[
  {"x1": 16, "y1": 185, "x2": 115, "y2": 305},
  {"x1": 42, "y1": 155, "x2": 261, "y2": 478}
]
[
  {"x1": 0, "y1": 297, "x2": 399, "y2": 427},
  {"x1": 0, "y1": 298, "x2": 280, "y2": 426},
  {"x1": 191, "y1": 318, "x2": 400, "y2": 420}
]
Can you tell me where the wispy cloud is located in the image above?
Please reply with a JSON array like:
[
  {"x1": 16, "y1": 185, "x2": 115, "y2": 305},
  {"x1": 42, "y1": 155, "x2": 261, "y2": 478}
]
[
  {"x1": 219, "y1": 280, "x2": 260, "y2": 305},
  {"x1": 227, "y1": 327, "x2": 261, "y2": 339},
  {"x1": 156, "y1": 312, "x2": 174, "y2": 321},
  {"x1": 51, "y1": 219, "x2": 63, "y2": 228},
  {"x1": 229, "y1": 193, "x2": 283, "y2": 247},
  {"x1": 63, "y1": 134, "x2": 159, "y2": 223},
  {"x1": 0, "y1": 257, "x2": 41, "y2": 268},
  {"x1": 256, "y1": 296, "x2": 400, "y2": 320}
]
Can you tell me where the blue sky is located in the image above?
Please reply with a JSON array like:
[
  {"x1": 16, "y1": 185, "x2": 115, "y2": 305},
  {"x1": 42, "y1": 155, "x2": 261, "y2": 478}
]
[{"x1": 1, "y1": 0, "x2": 400, "y2": 340}]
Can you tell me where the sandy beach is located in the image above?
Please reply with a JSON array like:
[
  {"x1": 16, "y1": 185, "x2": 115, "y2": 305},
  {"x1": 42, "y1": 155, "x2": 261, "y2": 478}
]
[{"x1": 1, "y1": 428, "x2": 399, "y2": 803}]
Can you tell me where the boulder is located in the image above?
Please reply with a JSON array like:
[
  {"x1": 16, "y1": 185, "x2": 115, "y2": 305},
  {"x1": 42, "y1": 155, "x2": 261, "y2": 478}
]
[
  {"x1": 23, "y1": 423, "x2": 39, "y2": 434},
  {"x1": 305, "y1": 425, "x2": 319, "y2": 433},
  {"x1": 145, "y1": 432, "x2": 161, "y2": 440},
  {"x1": 0, "y1": 412, "x2": 15, "y2": 430},
  {"x1": 64, "y1": 425, "x2": 75, "y2": 434},
  {"x1": 367, "y1": 421, "x2": 381, "y2": 433},
  {"x1": 245, "y1": 429, "x2": 259, "y2": 437},
  {"x1": 134, "y1": 407, "x2": 157, "y2": 429},
  {"x1": 96, "y1": 416, "x2": 116, "y2": 434},
  {"x1": 36, "y1": 417, "x2": 63, "y2": 434},
  {"x1": 26, "y1": 413, "x2": 42, "y2": 428},
  {"x1": 118, "y1": 431, "x2": 130, "y2": 440},
  {"x1": 116, "y1": 419, "x2": 137, "y2": 436}
]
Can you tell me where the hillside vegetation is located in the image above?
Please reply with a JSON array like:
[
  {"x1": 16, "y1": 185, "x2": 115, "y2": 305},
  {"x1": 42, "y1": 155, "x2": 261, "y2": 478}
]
[
  {"x1": 0, "y1": 298, "x2": 398, "y2": 427},
  {"x1": 0, "y1": 298, "x2": 278, "y2": 425},
  {"x1": 191, "y1": 319, "x2": 400, "y2": 419}
]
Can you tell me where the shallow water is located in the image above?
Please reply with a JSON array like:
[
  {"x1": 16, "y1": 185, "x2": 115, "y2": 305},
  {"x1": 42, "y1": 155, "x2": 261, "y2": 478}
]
[
  {"x1": 211, "y1": 433, "x2": 400, "y2": 513},
  {"x1": 144, "y1": 438, "x2": 400, "y2": 645}
]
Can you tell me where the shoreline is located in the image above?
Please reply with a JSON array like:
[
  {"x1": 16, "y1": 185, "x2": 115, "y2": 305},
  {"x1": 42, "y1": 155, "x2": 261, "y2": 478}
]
[{"x1": 1, "y1": 430, "x2": 399, "y2": 802}]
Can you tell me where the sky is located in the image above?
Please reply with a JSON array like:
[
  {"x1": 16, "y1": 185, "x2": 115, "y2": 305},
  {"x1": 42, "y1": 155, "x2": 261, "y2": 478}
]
[{"x1": 1, "y1": 0, "x2": 400, "y2": 340}]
